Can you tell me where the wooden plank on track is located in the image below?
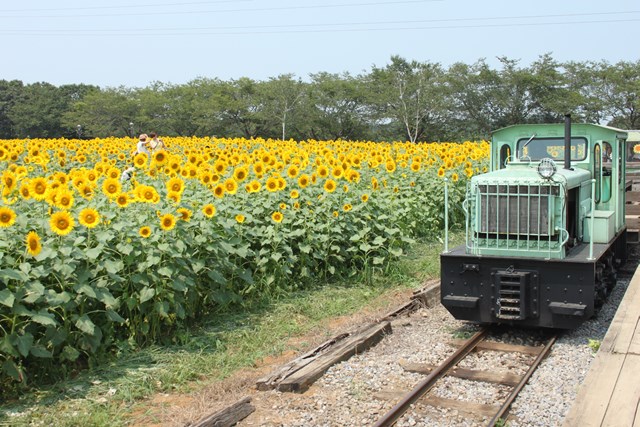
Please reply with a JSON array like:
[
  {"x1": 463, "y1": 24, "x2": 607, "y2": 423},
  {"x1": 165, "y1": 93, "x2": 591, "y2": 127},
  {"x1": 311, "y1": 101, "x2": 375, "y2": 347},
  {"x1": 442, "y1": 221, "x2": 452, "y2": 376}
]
[
  {"x1": 627, "y1": 204, "x2": 640, "y2": 216},
  {"x1": 411, "y1": 279, "x2": 441, "y2": 308},
  {"x1": 562, "y1": 352, "x2": 626, "y2": 427},
  {"x1": 372, "y1": 391, "x2": 500, "y2": 418},
  {"x1": 422, "y1": 396, "x2": 500, "y2": 418},
  {"x1": 256, "y1": 332, "x2": 350, "y2": 391},
  {"x1": 191, "y1": 396, "x2": 254, "y2": 427},
  {"x1": 400, "y1": 361, "x2": 523, "y2": 386},
  {"x1": 602, "y1": 354, "x2": 640, "y2": 426},
  {"x1": 450, "y1": 339, "x2": 542, "y2": 356},
  {"x1": 275, "y1": 321, "x2": 391, "y2": 393}
]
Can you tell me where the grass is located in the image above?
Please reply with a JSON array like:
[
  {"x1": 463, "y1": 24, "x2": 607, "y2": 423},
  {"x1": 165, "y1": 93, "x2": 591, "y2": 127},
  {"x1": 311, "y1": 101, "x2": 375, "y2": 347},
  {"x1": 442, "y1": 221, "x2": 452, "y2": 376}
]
[{"x1": 0, "y1": 233, "x2": 464, "y2": 427}]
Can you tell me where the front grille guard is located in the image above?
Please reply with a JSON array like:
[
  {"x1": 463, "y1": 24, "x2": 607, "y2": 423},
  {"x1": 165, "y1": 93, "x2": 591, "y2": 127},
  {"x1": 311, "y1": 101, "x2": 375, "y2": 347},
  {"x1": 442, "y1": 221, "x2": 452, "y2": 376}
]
[{"x1": 463, "y1": 181, "x2": 569, "y2": 257}]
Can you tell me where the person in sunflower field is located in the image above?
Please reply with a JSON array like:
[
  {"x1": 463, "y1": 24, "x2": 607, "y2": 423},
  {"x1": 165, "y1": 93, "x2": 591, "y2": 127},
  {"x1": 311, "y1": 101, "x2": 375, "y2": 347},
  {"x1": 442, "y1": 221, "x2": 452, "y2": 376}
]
[
  {"x1": 148, "y1": 132, "x2": 166, "y2": 152},
  {"x1": 135, "y1": 133, "x2": 150, "y2": 156},
  {"x1": 120, "y1": 166, "x2": 136, "y2": 183}
]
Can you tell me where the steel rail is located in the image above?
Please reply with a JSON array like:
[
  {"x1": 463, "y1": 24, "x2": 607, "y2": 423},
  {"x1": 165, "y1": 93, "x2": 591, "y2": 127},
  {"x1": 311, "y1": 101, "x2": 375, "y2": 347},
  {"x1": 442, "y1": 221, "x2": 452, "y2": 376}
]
[
  {"x1": 373, "y1": 327, "x2": 489, "y2": 427},
  {"x1": 488, "y1": 334, "x2": 557, "y2": 426}
]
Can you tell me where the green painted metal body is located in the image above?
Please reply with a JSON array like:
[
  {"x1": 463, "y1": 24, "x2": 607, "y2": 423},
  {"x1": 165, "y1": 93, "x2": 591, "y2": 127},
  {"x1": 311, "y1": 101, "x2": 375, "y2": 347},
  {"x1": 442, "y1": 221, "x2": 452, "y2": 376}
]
[{"x1": 464, "y1": 123, "x2": 628, "y2": 260}]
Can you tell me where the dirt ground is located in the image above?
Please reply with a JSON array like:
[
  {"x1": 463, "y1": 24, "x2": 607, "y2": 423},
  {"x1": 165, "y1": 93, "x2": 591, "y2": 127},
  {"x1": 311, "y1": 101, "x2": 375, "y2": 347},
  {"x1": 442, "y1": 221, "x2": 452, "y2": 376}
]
[{"x1": 127, "y1": 287, "x2": 416, "y2": 427}]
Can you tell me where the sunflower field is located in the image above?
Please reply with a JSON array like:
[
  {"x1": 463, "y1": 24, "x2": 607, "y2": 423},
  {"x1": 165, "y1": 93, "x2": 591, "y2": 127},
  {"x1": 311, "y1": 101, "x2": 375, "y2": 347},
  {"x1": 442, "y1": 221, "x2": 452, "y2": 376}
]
[{"x1": 0, "y1": 136, "x2": 489, "y2": 389}]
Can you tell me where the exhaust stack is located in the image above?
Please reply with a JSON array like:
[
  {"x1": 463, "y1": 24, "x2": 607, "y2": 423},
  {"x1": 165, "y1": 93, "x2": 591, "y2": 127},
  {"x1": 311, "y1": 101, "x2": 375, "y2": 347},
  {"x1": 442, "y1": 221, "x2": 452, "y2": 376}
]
[{"x1": 564, "y1": 114, "x2": 572, "y2": 170}]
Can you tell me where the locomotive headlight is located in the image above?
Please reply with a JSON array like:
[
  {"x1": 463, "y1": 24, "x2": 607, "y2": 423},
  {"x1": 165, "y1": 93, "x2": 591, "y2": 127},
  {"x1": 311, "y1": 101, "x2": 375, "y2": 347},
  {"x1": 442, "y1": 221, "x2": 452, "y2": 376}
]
[{"x1": 537, "y1": 158, "x2": 557, "y2": 179}]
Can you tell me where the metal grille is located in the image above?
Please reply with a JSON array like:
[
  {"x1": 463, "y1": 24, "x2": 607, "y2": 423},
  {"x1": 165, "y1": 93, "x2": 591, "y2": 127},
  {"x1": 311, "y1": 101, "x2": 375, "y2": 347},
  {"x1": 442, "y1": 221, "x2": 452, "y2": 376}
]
[
  {"x1": 477, "y1": 184, "x2": 559, "y2": 237},
  {"x1": 495, "y1": 271, "x2": 530, "y2": 320}
]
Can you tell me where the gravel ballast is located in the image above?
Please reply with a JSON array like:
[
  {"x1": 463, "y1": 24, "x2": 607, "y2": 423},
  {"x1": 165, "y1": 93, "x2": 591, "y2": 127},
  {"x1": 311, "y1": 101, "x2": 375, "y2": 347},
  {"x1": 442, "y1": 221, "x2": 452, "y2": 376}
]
[{"x1": 241, "y1": 272, "x2": 632, "y2": 427}]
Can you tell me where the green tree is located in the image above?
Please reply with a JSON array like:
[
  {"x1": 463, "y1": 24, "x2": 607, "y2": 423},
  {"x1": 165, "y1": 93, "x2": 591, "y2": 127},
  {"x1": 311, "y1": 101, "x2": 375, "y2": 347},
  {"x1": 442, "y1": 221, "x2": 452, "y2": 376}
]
[
  {"x1": 368, "y1": 56, "x2": 446, "y2": 142},
  {"x1": 259, "y1": 74, "x2": 306, "y2": 140},
  {"x1": 444, "y1": 59, "x2": 501, "y2": 139},
  {"x1": 7, "y1": 82, "x2": 94, "y2": 138},
  {"x1": 595, "y1": 60, "x2": 640, "y2": 129},
  {"x1": 305, "y1": 72, "x2": 371, "y2": 140},
  {"x1": 0, "y1": 80, "x2": 24, "y2": 138},
  {"x1": 63, "y1": 87, "x2": 139, "y2": 138},
  {"x1": 218, "y1": 78, "x2": 266, "y2": 138}
]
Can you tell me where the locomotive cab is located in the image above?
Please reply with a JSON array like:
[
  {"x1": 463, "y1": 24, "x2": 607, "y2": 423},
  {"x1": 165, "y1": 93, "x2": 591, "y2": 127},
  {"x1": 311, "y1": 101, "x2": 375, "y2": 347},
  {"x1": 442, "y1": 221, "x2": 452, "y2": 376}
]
[{"x1": 441, "y1": 117, "x2": 628, "y2": 329}]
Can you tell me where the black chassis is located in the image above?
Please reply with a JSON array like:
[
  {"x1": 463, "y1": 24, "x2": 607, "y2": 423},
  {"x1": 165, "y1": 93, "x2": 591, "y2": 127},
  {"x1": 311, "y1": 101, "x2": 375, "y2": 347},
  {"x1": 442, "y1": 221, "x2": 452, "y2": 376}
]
[{"x1": 440, "y1": 230, "x2": 627, "y2": 329}]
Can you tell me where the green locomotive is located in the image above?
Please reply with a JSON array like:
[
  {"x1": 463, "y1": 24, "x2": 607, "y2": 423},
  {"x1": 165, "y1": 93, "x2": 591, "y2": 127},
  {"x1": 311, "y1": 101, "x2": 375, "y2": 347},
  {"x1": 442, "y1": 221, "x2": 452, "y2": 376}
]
[{"x1": 441, "y1": 115, "x2": 628, "y2": 329}]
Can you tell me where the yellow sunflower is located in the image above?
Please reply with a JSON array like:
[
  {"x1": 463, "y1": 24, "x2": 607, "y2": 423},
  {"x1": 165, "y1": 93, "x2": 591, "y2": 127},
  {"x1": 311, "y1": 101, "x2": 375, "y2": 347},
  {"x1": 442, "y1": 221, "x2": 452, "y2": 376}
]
[
  {"x1": 287, "y1": 165, "x2": 299, "y2": 179},
  {"x1": 152, "y1": 150, "x2": 168, "y2": 165},
  {"x1": 235, "y1": 214, "x2": 245, "y2": 224},
  {"x1": 19, "y1": 183, "x2": 31, "y2": 200},
  {"x1": 298, "y1": 174, "x2": 310, "y2": 188},
  {"x1": 223, "y1": 178, "x2": 238, "y2": 195},
  {"x1": 202, "y1": 204, "x2": 216, "y2": 218},
  {"x1": 159, "y1": 213, "x2": 177, "y2": 231},
  {"x1": 78, "y1": 208, "x2": 100, "y2": 228},
  {"x1": 213, "y1": 184, "x2": 225, "y2": 198},
  {"x1": 249, "y1": 180, "x2": 261, "y2": 193},
  {"x1": 56, "y1": 190, "x2": 74, "y2": 210},
  {"x1": 26, "y1": 231, "x2": 42, "y2": 256},
  {"x1": 317, "y1": 165, "x2": 329, "y2": 178},
  {"x1": 115, "y1": 193, "x2": 130, "y2": 208},
  {"x1": 134, "y1": 152, "x2": 148, "y2": 168},
  {"x1": 323, "y1": 179, "x2": 337, "y2": 193},
  {"x1": 166, "y1": 176, "x2": 184, "y2": 194},
  {"x1": 167, "y1": 191, "x2": 181, "y2": 204},
  {"x1": 0, "y1": 206, "x2": 17, "y2": 227},
  {"x1": 139, "y1": 226, "x2": 152, "y2": 238},
  {"x1": 177, "y1": 207, "x2": 192, "y2": 222},
  {"x1": 102, "y1": 178, "x2": 121, "y2": 199},
  {"x1": 271, "y1": 211, "x2": 284, "y2": 223},
  {"x1": 49, "y1": 210, "x2": 75, "y2": 236},
  {"x1": 265, "y1": 177, "x2": 278, "y2": 192},
  {"x1": 30, "y1": 177, "x2": 49, "y2": 200},
  {"x1": 233, "y1": 166, "x2": 249, "y2": 182}
]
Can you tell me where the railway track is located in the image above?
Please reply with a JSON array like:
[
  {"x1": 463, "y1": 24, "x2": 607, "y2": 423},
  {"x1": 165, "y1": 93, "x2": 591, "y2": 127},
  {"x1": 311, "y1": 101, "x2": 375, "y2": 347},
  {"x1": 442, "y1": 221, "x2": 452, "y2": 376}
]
[{"x1": 373, "y1": 327, "x2": 557, "y2": 427}]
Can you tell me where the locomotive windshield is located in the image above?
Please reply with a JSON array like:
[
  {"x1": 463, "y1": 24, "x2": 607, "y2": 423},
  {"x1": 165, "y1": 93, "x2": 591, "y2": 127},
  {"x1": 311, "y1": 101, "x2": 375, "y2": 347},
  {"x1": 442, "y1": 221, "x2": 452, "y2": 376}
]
[{"x1": 517, "y1": 137, "x2": 587, "y2": 161}]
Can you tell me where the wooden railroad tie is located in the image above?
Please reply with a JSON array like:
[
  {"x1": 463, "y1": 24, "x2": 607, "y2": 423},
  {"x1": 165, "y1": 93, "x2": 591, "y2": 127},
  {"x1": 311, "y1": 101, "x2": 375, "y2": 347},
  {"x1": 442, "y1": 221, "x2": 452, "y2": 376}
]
[
  {"x1": 256, "y1": 321, "x2": 391, "y2": 393},
  {"x1": 256, "y1": 278, "x2": 441, "y2": 393},
  {"x1": 189, "y1": 396, "x2": 254, "y2": 427}
]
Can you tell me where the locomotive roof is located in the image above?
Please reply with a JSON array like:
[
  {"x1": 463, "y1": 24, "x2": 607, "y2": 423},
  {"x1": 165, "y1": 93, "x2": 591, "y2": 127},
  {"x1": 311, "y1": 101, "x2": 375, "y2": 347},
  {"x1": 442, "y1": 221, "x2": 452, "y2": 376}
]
[{"x1": 491, "y1": 123, "x2": 628, "y2": 141}]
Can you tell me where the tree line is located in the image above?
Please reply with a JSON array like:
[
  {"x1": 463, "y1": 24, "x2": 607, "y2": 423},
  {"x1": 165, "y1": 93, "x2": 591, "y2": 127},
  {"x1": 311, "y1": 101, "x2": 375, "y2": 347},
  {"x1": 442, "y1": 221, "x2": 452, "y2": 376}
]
[{"x1": 1, "y1": 54, "x2": 638, "y2": 142}]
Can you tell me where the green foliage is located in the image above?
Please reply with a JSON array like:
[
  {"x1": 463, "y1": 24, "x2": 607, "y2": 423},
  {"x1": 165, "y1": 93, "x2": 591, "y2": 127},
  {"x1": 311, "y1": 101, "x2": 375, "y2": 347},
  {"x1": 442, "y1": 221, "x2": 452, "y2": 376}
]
[
  {"x1": 0, "y1": 149, "x2": 480, "y2": 396},
  {"x1": 588, "y1": 338, "x2": 601, "y2": 353},
  {"x1": 2, "y1": 55, "x2": 640, "y2": 140}
]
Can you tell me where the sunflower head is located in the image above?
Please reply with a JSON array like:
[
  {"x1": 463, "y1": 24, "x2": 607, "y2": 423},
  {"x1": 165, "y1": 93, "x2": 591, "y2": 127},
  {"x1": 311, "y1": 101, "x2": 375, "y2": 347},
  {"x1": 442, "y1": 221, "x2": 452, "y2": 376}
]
[
  {"x1": 271, "y1": 211, "x2": 284, "y2": 223},
  {"x1": 0, "y1": 207, "x2": 17, "y2": 228},
  {"x1": 159, "y1": 213, "x2": 177, "y2": 231},
  {"x1": 78, "y1": 208, "x2": 100, "y2": 228},
  {"x1": 177, "y1": 207, "x2": 192, "y2": 222},
  {"x1": 26, "y1": 231, "x2": 42, "y2": 256},
  {"x1": 139, "y1": 226, "x2": 152, "y2": 238},
  {"x1": 323, "y1": 179, "x2": 337, "y2": 193},
  {"x1": 49, "y1": 210, "x2": 75, "y2": 236},
  {"x1": 202, "y1": 204, "x2": 216, "y2": 218},
  {"x1": 115, "y1": 193, "x2": 130, "y2": 208}
]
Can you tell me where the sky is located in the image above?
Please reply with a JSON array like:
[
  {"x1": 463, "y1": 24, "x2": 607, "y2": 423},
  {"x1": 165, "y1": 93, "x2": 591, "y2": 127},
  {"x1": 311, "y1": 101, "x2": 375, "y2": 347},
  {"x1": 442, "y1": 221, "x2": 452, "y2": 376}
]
[{"x1": 1, "y1": 0, "x2": 639, "y2": 88}]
